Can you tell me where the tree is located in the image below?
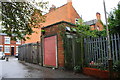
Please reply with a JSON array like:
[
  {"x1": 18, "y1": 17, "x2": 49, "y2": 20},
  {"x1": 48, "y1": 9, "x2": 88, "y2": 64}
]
[
  {"x1": 0, "y1": 3, "x2": 1, "y2": 21},
  {"x1": 108, "y1": 3, "x2": 120, "y2": 34},
  {"x1": 1, "y1": 0, "x2": 48, "y2": 40},
  {"x1": 74, "y1": 19, "x2": 106, "y2": 37}
]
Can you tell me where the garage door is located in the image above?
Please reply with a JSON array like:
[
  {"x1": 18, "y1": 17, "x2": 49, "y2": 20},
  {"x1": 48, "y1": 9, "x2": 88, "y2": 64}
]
[{"x1": 44, "y1": 35, "x2": 57, "y2": 67}]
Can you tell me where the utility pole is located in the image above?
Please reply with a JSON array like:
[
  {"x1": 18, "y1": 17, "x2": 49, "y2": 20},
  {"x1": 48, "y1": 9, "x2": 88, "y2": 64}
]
[{"x1": 103, "y1": 0, "x2": 113, "y2": 79}]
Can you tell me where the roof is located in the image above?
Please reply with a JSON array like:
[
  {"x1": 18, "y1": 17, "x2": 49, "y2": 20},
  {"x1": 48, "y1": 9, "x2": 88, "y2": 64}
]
[
  {"x1": 41, "y1": 2, "x2": 80, "y2": 27},
  {"x1": 84, "y1": 19, "x2": 97, "y2": 26},
  {"x1": 42, "y1": 21, "x2": 76, "y2": 29}
]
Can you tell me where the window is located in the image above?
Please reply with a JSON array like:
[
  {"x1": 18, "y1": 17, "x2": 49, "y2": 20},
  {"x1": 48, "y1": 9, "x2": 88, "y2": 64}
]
[
  {"x1": 4, "y1": 46, "x2": 10, "y2": 53},
  {"x1": 75, "y1": 18, "x2": 79, "y2": 24},
  {"x1": 16, "y1": 39, "x2": 21, "y2": 44},
  {"x1": 4, "y1": 37, "x2": 10, "y2": 44},
  {"x1": 16, "y1": 46, "x2": 18, "y2": 53}
]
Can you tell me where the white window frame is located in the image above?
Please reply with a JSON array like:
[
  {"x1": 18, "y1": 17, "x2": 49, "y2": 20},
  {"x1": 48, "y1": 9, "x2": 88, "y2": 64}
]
[
  {"x1": 16, "y1": 46, "x2": 18, "y2": 53},
  {"x1": 4, "y1": 46, "x2": 10, "y2": 53},
  {"x1": 4, "y1": 37, "x2": 10, "y2": 44},
  {"x1": 16, "y1": 39, "x2": 21, "y2": 44}
]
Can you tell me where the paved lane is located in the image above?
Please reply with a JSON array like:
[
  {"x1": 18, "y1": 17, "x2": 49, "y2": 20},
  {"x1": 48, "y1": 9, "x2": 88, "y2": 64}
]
[{"x1": 0, "y1": 57, "x2": 95, "y2": 79}]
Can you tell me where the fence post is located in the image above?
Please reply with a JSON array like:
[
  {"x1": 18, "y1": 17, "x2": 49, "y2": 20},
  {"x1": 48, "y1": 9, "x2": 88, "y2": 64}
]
[
  {"x1": 81, "y1": 36, "x2": 84, "y2": 69},
  {"x1": 37, "y1": 42, "x2": 39, "y2": 64},
  {"x1": 72, "y1": 35, "x2": 75, "y2": 67},
  {"x1": 41, "y1": 36, "x2": 44, "y2": 66},
  {"x1": 108, "y1": 59, "x2": 113, "y2": 79}
]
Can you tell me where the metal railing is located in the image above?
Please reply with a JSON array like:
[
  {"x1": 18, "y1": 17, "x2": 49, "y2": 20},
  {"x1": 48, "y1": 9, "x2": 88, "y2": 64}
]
[{"x1": 84, "y1": 34, "x2": 120, "y2": 70}]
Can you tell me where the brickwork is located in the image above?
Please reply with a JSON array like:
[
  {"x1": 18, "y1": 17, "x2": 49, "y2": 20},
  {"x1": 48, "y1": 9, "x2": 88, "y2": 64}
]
[
  {"x1": 25, "y1": 1, "x2": 80, "y2": 44},
  {"x1": 42, "y1": 22, "x2": 75, "y2": 67},
  {"x1": 95, "y1": 21, "x2": 104, "y2": 31}
]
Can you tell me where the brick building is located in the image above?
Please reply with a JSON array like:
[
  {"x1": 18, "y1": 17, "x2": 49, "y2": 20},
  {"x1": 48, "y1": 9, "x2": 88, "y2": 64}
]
[
  {"x1": 85, "y1": 12, "x2": 104, "y2": 31},
  {"x1": 41, "y1": 21, "x2": 75, "y2": 68},
  {"x1": 0, "y1": 33, "x2": 24, "y2": 56},
  {"x1": 25, "y1": 0, "x2": 81, "y2": 44}
]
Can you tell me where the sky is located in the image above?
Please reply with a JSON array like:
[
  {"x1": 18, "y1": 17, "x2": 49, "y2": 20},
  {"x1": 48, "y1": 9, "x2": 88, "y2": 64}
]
[
  {"x1": 0, "y1": 0, "x2": 120, "y2": 29},
  {"x1": 42, "y1": 0, "x2": 120, "y2": 24}
]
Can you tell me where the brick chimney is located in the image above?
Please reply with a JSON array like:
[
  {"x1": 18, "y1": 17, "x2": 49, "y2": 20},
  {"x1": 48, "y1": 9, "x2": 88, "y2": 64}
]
[
  {"x1": 67, "y1": 0, "x2": 72, "y2": 3},
  {"x1": 49, "y1": 5, "x2": 56, "y2": 12},
  {"x1": 96, "y1": 12, "x2": 101, "y2": 20},
  {"x1": 67, "y1": 0, "x2": 72, "y2": 22}
]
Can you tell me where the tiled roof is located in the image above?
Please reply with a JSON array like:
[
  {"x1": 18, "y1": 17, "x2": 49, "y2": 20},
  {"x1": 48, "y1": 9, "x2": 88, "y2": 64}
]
[{"x1": 84, "y1": 19, "x2": 97, "y2": 26}]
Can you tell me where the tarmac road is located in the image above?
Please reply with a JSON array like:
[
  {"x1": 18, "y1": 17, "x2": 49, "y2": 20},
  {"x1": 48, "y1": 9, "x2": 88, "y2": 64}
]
[{"x1": 0, "y1": 57, "x2": 96, "y2": 79}]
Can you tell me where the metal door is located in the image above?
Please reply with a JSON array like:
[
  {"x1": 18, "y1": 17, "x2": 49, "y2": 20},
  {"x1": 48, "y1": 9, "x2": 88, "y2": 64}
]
[{"x1": 44, "y1": 35, "x2": 57, "y2": 67}]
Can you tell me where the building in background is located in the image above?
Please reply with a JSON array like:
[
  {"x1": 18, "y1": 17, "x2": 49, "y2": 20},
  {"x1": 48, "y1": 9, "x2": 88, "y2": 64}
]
[
  {"x1": 0, "y1": 33, "x2": 24, "y2": 56},
  {"x1": 84, "y1": 12, "x2": 104, "y2": 31},
  {"x1": 25, "y1": 0, "x2": 81, "y2": 44}
]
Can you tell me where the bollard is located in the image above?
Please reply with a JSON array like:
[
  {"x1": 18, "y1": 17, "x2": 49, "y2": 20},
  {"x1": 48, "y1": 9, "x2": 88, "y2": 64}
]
[{"x1": 6, "y1": 57, "x2": 9, "y2": 61}]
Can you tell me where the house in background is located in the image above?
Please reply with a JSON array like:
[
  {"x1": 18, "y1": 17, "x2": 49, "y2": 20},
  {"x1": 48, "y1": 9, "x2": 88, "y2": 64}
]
[
  {"x1": 25, "y1": 0, "x2": 81, "y2": 44},
  {"x1": 0, "y1": 33, "x2": 24, "y2": 56},
  {"x1": 84, "y1": 12, "x2": 104, "y2": 31}
]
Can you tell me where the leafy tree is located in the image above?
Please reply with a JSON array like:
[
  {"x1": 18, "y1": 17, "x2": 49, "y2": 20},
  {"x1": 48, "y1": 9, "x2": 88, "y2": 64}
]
[
  {"x1": 74, "y1": 19, "x2": 106, "y2": 37},
  {"x1": 108, "y1": 3, "x2": 120, "y2": 34},
  {"x1": 1, "y1": 0, "x2": 48, "y2": 40}
]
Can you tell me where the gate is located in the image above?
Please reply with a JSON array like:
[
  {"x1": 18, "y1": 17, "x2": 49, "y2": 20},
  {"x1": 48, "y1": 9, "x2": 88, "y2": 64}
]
[
  {"x1": 43, "y1": 35, "x2": 58, "y2": 68},
  {"x1": 63, "y1": 34, "x2": 84, "y2": 70}
]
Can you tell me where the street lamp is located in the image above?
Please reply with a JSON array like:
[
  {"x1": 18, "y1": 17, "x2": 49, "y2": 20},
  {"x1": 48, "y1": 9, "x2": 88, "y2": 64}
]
[{"x1": 103, "y1": 0, "x2": 112, "y2": 79}]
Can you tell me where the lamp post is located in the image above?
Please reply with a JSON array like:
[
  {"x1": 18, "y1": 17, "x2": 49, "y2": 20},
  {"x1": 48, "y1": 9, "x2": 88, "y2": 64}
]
[{"x1": 103, "y1": 0, "x2": 113, "y2": 79}]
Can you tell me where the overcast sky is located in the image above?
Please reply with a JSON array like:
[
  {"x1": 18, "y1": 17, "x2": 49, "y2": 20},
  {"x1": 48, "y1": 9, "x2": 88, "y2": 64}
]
[
  {"x1": 43, "y1": 0, "x2": 120, "y2": 24},
  {"x1": 0, "y1": 0, "x2": 120, "y2": 26}
]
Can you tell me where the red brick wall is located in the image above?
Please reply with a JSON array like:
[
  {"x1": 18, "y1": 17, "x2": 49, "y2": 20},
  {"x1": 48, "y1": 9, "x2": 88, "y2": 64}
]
[
  {"x1": 83, "y1": 67, "x2": 109, "y2": 79},
  {"x1": 95, "y1": 21, "x2": 104, "y2": 31}
]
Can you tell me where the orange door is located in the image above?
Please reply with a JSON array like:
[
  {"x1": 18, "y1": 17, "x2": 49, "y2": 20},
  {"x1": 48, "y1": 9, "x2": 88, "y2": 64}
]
[{"x1": 44, "y1": 35, "x2": 57, "y2": 67}]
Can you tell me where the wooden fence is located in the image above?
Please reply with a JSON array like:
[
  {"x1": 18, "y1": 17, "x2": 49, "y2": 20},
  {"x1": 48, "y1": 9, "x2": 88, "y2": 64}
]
[
  {"x1": 84, "y1": 34, "x2": 120, "y2": 70},
  {"x1": 63, "y1": 33, "x2": 84, "y2": 70},
  {"x1": 18, "y1": 42, "x2": 42, "y2": 65}
]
